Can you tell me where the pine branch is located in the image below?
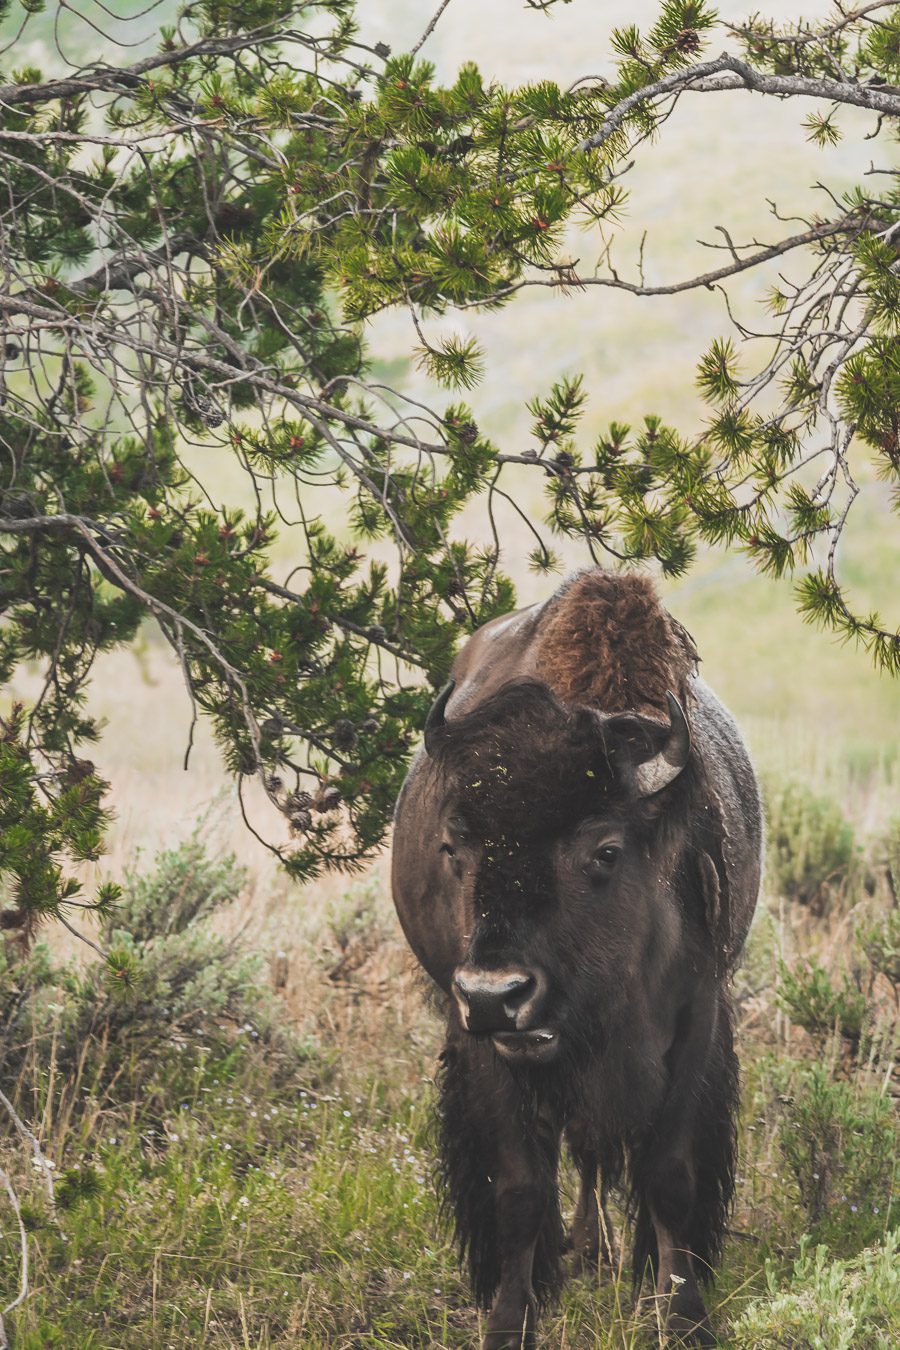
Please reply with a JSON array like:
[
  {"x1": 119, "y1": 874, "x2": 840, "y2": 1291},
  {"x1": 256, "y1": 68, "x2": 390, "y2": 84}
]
[
  {"x1": 0, "y1": 25, "x2": 284, "y2": 107},
  {"x1": 726, "y1": 2, "x2": 897, "y2": 51},
  {"x1": 580, "y1": 53, "x2": 900, "y2": 161},
  {"x1": 457, "y1": 215, "x2": 864, "y2": 304}
]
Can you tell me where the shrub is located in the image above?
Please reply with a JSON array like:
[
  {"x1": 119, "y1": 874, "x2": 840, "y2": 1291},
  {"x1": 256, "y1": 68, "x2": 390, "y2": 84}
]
[
  {"x1": 775, "y1": 1063, "x2": 895, "y2": 1247},
  {"x1": 777, "y1": 958, "x2": 868, "y2": 1046},
  {"x1": 106, "y1": 832, "x2": 248, "y2": 943},
  {"x1": 323, "y1": 881, "x2": 392, "y2": 982},
  {"x1": 854, "y1": 820, "x2": 900, "y2": 988},
  {"x1": 765, "y1": 779, "x2": 856, "y2": 910},
  {"x1": 857, "y1": 904, "x2": 900, "y2": 988},
  {"x1": 878, "y1": 817, "x2": 900, "y2": 895},
  {"x1": 730, "y1": 1231, "x2": 900, "y2": 1349},
  {"x1": 0, "y1": 834, "x2": 312, "y2": 1121}
]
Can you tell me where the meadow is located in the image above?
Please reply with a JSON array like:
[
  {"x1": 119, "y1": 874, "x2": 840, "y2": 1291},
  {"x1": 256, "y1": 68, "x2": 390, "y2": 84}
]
[{"x1": 0, "y1": 720, "x2": 897, "y2": 1348}]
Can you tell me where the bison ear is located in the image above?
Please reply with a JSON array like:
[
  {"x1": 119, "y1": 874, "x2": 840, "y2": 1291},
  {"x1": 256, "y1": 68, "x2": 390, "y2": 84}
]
[
  {"x1": 601, "y1": 691, "x2": 691, "y2": 797},
  {"x1": 694, "y1": 847, "x2": 721, "y2": 937},
  {"x1": 687, "y1": 837, "x2": 733, "y2": 966}
]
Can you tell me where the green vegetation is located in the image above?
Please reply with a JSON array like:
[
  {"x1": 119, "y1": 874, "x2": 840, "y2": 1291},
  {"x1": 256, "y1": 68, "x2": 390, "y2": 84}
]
[
  {"x1": 0, "y1": 787, "x2": 896, "y2": 1346},
  {"x1": 776, "y1": 960, "x2": 868, "y2": 1046},
  {"x1": 729, "y1": 1234, "x2": 899, "y2": 1350},
  {"x1": 765, "y1": 778, "x2": 858, "y2": 911}
]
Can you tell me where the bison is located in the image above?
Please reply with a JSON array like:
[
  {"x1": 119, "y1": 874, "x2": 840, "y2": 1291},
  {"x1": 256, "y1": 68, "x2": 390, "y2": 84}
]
[{"x1": 391, "y1": 568, "x2": 763, "y2": 1348}]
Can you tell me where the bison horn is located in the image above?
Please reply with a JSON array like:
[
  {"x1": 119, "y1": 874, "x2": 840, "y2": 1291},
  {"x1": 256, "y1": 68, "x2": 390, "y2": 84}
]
[
  {"x1": 632, "y1": 691, "x2": 691, "y2": 797},
  {"x1": 424, "y1": 679, "x2": 456, "y2": 755}
]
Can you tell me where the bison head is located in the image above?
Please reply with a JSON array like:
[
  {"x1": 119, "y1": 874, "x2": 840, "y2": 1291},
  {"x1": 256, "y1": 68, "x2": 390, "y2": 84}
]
[{"x1": 424, "y1": 678, "x2": 691, "y2": 1065}]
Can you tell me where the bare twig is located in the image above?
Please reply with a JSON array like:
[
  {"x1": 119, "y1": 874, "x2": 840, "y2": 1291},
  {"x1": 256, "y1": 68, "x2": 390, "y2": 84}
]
[
  {"x1": 0, "y1": 1160, "x2": 27, "y2": 1349},
  {"x1": 410, "y1": 0, "x2": 456, "y2": 58},
  {"x1": 0, "y1": 24, "x2": 283, "y2": 108},
  {"x1": 0, "y1": 1088, "x2": 55, "y2": 1212}
]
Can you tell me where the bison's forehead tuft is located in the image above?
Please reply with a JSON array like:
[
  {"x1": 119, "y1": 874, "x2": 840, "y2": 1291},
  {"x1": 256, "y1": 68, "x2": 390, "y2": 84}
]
[{"x1": 434, "y1": 681, "x2": 618, "y2": 839}]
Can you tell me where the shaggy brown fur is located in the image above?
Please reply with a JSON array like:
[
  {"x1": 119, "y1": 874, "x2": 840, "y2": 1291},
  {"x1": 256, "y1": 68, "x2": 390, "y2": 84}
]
[{"x1": 533, "y1": 569, "x2": 699, "y2": 717}]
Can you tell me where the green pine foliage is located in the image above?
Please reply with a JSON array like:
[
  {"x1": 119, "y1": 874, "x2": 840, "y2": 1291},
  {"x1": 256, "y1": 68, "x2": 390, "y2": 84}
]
[{"x1": 1, "y1": 0, "x2": 899, "y2": 919}]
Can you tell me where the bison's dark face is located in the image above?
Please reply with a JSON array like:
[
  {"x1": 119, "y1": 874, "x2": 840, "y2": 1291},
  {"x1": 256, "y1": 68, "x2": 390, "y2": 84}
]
[{"x1": 425, "y1": 679, "x2": 691, "y2": 1066}]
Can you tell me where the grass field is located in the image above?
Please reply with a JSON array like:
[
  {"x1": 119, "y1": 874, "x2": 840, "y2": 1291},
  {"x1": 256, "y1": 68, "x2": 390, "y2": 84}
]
[{"x1": 0, "y1": 769, "x2": 897, "y2": 1347}]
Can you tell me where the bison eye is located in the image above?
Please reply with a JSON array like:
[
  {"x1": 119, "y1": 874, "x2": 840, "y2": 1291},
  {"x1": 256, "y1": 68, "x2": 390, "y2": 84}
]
[
  {"x1": 439, "y1": 842, "x2": 455, "y2": 857},
  {"x1": 588, "y1": 843, "x2": 621, "y2": 879}
]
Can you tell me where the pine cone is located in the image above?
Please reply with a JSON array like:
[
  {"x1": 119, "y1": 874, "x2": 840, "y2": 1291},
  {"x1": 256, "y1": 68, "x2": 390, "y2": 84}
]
[
  {"x1": 332, "y1": 719, "x2": 358, "y2": 751},
  {"x1": 315, "y1": 785, "x2": 342, "y2": 813},
  {"x1": 673, "y1": 29, "x2": 701, "y2": 54},
  {"x1": 286, "y1": 791, "x2": 314, "y2": 812}
]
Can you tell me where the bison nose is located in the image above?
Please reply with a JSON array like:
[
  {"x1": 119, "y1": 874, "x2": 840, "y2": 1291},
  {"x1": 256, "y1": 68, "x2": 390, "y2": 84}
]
[{"x1": 452, "y1": 967, "x2": 545, "y2": 1034}]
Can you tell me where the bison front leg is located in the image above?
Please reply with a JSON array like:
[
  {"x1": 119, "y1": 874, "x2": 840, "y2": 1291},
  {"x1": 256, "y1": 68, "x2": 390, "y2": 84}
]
[
  {"x1": 634, "y1": 992, "x2": 738, "y2": 1346},
  {"x1": 646, "y1": 1175, "x2": 716, "y2": 1347},
  {"x1": 483, "y1": 1180, "x2": 547, "y2": 1350},
  {"x1": 438, "y1": 1032, "x2": 563, "y2": 1350}
]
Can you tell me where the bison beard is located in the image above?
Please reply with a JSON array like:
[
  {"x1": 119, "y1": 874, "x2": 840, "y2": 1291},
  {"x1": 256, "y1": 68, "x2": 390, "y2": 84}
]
[
  {"x1": 437, "y1": 989, "x2": 738, "y2": 1347},
  {"x1": 437, "y1": 1035, "x2": 566, "y2": 1314},
  {"x1": 391, "y1": 569, "x2": 762, "y2": 1348}
]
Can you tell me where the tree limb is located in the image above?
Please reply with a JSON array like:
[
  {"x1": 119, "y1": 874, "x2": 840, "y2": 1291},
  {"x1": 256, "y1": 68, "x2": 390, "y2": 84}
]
[
  {"x1": 0, "y1": 26, "x2": 283, "y2": 108},
  {"x1": 581, "y1": 52, "x2": 900, "y2": 160},
  {"x1": 459, "y1": 216, "x2": 862, "y2": 305}
]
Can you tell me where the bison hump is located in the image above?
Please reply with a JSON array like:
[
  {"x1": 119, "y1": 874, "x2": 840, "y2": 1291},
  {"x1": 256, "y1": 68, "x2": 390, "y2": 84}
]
[{"x1": 531, "y1": 568, "x2": 698, "y2": 717}]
